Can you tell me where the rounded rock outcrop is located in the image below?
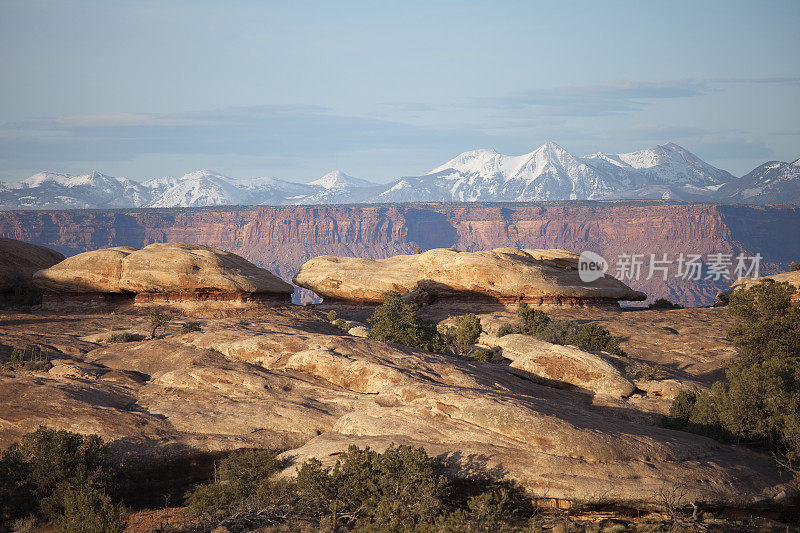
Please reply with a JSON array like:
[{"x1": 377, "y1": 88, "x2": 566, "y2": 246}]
[
  {"x1": 33, "y1": 243, "x2": 293, "y2": 314},
  {"x1": 0, "y1": 238, "x2": 65, "y2": 293},
  {"x1": 293, "y1": 247, "x2": 646, "y2": 306}
]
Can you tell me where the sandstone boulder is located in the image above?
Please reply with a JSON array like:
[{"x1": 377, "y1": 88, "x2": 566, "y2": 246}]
[
  {"x1": 34, "y1": 243, "x2": 292, "y2": 295},
  {"x1": 488, "y1": 333, "x2": 636, "y2": 397},
  {"x1": 118, "y1": 243, "x2": 293, "y2": 294},
  {"x1": 293, "y1": 254, "x2": 419, "y2": 302},
  {"x1": 32, "y1": 246, "x2": 135, "y2": 293},
  {"x1": 294, "y1": 247, "x2": 645, "y2": 305},
  {"x1": 0, "y1": 238, "x2": 65, "y2": 292},
  {"x1": 718, "y1": 270, "x2": 800, "y2": 304}
]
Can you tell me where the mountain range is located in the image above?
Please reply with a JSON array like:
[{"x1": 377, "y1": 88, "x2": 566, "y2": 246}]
[{"x1": 2, "y1": 142, "x2": 798, "y2": 209}]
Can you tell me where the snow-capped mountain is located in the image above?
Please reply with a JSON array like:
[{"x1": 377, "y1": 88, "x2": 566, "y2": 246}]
[
  {"x1": 716, "y1": 158, "x2": 800, "y2": 204},
  {"x1": 0, "y1": 171, "x2": 150, "y2": 209},
  {"x1": 2, "y1": 143, "x2": 797, "y2": 209}
]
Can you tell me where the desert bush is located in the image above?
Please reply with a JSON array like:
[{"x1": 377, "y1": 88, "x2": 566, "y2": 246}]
[
  {"x1": 57, "y1": 487, "x2": 128, "y2": 533},
  {"x1": 468, "y1": 348, "x2": 493, "y2": 362},
  {"x1": 181, "y1": 321, "x2": 202, "y2": 334},
  {"x1": 105, "y1": 332, "x2": 134, "y2": 343},
  {"x1": 367, "y1": 291, "x2": 445, "y2": 353},
  {"x1": 667, "y1": 280, "x2": 800, "y2": 478},
  {"x1": 146, "y1": 309, "x2": 172, "y2": 339},
  {"x1": 187, "y1": 443, "x2": 537, "y2": 530},
  {"x1": 496, "y1": 323, "x2": 515, "y2": 337},
  {"x1": 0, "y1": 426, "x2": 111, "y2": 520},
  {"x1": 664, "y1": 391, "x2": 697, "y2": 430},
  {"x1": 11, "y1": 348, "x2": 24, "y2": 368},
  {"x1": 327, "y1": 310, "x2": 339, "y2": 322},
  {"x1": 441, "y1": 313, "x2": 483, "y2": 356},
  {"x1": 790, "y1": 262, "x2": 800, "y2": 272},
  {"x1": 333, "y1": 318, "x2": 353, "y2": 333},
  {"x1": 186, "y1": 448, "x2": 289, "y2": 519},
  {"x1": 516, "y1": 302, "x2": 550, "y2": 335},
  {"x1": 296, "y1": 444, "x2": 449, "y2": 530},
  {"x1": 648, "y1": 298, "x2": 683, "y2": 309},
  {"x1": 565, "y1": 322, "x2": 627, "y2": 356},
  {"x1": 632, "y1": 363, "x2": 667, "y2": 381},
  {"x1": 414, "y1": 247, "x2": 423, "y2": 254},
  {"x1": 535, "y1": 319, "x2": 581, "y2": 345}
]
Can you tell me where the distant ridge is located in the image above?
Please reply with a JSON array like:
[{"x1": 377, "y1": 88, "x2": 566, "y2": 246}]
[{"x1": 2, "y1": 143, "x2": 798, "y2": 209}]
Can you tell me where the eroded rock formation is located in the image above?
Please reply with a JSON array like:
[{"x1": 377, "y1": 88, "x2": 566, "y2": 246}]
[
  {"x1": 293, "y1": 247, "x2": 645, "y2": 308},
  {"x1": 33, "y1": 243, "x2": 293, "y2": 314},
  {"x1": 2, "y1": 202, "x2": 798, "y2": 306}
]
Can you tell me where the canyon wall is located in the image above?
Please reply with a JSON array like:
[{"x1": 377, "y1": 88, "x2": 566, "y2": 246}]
[{"x1": 1, "y1": 201, "x2": 798, "y2": 306}]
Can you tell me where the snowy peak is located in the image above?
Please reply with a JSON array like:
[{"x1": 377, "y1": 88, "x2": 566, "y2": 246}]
[{"x1": 308, "y1": 170, "x2": 374, "y2": 190}]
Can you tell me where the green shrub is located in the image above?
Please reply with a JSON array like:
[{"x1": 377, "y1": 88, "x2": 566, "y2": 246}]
[
  {"x1": 441, "y1": 313, "x2": 483, "y2": 356},
  {"x1": 564, "y1": 322, "x2": 626, "y2": 356},
  {"x1": 333, "y1": 318, "x2": 353, "y2": 333},
  {"x1": 789, "y1": 262, "x2": 800, "y2": 272},
  {"x1": 367, "y1": 291, "x2": 446, "y2": 353},
  {"x1": 667, "y1": 280, "x2": 800, "y2": 478},
  {"x1": 105, "y1": 332, "x2": 134, "y2": 343},
  {"x1": 414, "y1": 247, "x2": 423, "y2": 254},
  {"x1": 516, "y1": 303, "x2": 550, "y2": 335},
  {"x1": 11, "y1": 348, "x2": 24, "y2": 368},
  {"x1": 0, "y1": 426, "x2": 111, "y2": 519},
  {"x1": 535, "y1": 319, "x2": 581, "y2": 345},
  {"x1": 663, "y1": 391, "x2": 697, "y2": 430},
  {"x1": 181, "y1": 321, "x2": 202, "y2": 334},
  {"x1": 496, "y1": 323, "x2": 515, "y2": 337},
  {"x1": 187, "y1": 444, "x2": 537, "y2": 530},
  {"x1": 58, "y1": 487, "x2": 128, "y2": 533},
  {"x1": 186, "y1": 448, "x2": 287, "y2": 518},
  {"x1": 296, "y1": 444, "x2": 449, "y2": 530},
  {"x1": 633, "y1": 363, "x2": 667, "y2": 381},
  {"x1": 327, "y1": 310, "x2": 339, "y2": 322},
  {"x1": 468, "y1": 348, "x2": 493, "y2": 362},
  {"x1": 146, "y1": 309, "x2": 172, "y2": 339},
  {"x1": 648, "y1": 298, "x2": 683, "y2": 309}
]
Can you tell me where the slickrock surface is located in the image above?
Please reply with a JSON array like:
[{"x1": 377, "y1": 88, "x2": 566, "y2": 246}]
[
  {"x1": 485, "y1": 333, "x2": 636, "y2": 397},
  {"x1": 34, "y1": 243, "x2": 292, "y2": 294},
  {"x1": 294, "y1": 247, "x2": 645, "y2": 305},
  {"x1": 0, "y1": 306, "x2": 792, "y2": 509},
  {"x1": 0, "y1": 238, "x2": 64, "y2": 292}
]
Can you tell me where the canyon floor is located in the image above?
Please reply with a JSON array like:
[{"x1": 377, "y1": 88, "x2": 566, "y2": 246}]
[{"x1": 0, "y1": 304, "x2": 796, "y2": 530}]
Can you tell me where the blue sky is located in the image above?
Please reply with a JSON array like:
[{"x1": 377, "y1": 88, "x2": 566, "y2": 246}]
[{"x1": 1, "y1": 0, "x2": 798, "y2": 182}]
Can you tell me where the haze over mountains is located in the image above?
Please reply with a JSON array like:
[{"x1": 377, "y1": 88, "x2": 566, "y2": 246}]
[{"x1": 2, "y1": 142, "x2": 798, "y2": 209}]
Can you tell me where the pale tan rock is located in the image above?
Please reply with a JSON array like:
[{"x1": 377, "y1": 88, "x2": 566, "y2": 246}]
[
  {"x1": 0, "y1": 238, "x2": 65, "y2": 292},
  {"x1": 348, "y1": 325, "x2": 369, "y2": 338},
  {"x1": 33, "y1": 246, "x2": 136, "y2": 292},
  {"x1": 48, "y1": 360, "x2": 104, "y2": 380},
  {"x1": 293, "y1": 247, "x2": 645, "y2": 304},
  {"x1": 417, "y1": 248, "x2": 644, "y2": 301},
  {"x1": 488, "y1": 334, "x2": 636, "y2": 397},
  {"x1": 33, "y1": 243, "x2": 293, "y2": 295},
  {"x1": 293, "y1": 254, "x2": 420, "y2": 301},
  {"x1": 119, "y1": 243, "x2": 293, "y2": 294},
  {"x1": 634, "y1": 378, "x2": 702, "y2": 399},
  {"x1": 0, "y1": 307, "x2": 792, "y2": 509}
]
